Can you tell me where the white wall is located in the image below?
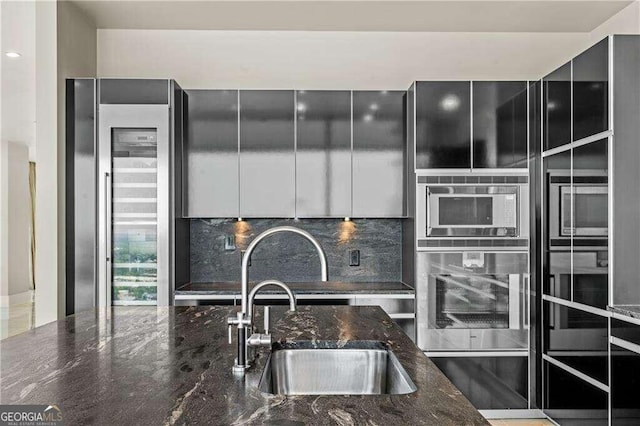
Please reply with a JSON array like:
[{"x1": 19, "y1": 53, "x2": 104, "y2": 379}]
[
  {"x1": 34, "y1": 0, "x2": 59, "y2": 325},
  {"x1": 0, "y1": 1, "x2": 35, "y2": 307},
  {"x1": 98, "y1": 30, "x2": 592, "y2": 88}
]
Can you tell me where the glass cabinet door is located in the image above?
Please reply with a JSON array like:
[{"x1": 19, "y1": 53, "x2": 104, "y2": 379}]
[
  {"x1": 573, "y1": 39, "x2": 609, "y2": 141},
  {"x1": 473, "y1": 81, "x2": 528, "y2": 168},
  {"x1": 544, "y1": 62, "x2": 572, "y2": 150},
  {"x1": 111, "y1": 129, "x2": 158, "y2": 305},
  {"x1": 415, "y1": 81, "x2": 471, "y2": 169}
]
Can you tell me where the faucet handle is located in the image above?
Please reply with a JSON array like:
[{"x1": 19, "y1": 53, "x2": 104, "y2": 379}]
[{"x1": 264, "y1": 306, "x2": 270, "y2": 335}]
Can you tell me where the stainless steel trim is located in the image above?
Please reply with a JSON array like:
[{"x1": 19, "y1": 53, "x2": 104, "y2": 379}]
[
  {"x1": 424, "y1": 351, "x2": 528, "y2": 357},
  {"x1": 610, "y1": 311, "x2": 640, "y2": 326},
  {"x1": 293, "y1": 90, "x2": 298, "y2": 218},
  {"x1": 611, "y1": 336, "x2": 640, "y2": 355},
  {"x1": 470, "y1": 81, "x2": 474, "y2": 170},
  {"x1": 237, "y1": 90, "x2": 241, "y2": 217},
  {"x1": 350, "y1": 90, "x2": 354, "y2": 218},
  {"x1": 479, "y1": 409, "x2": 547, "y2": 420},
  {"x1": 542, "y1": 294, "x2": 611, "y2": 317},
  {"x1": 413, "y1": 82, "x2": 417, "y2": 173},
  {"x1": 104, "y1": 172, "x2": 111, "y2": 307},
  {"x1": 541, "y1": 130, "x2": 612, "y2": 157},
  {"x1": 415, "y1": 168, "x2": 527, "y2": 176},
  {"x1": 542, "y1": 354, "x2": 609, "y2": 393},
  {"x1": 388, "y1": 313, "x2": 415, "y2": 319}
]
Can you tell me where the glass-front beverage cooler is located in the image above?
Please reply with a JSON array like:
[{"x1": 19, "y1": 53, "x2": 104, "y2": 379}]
[{"x1": 98, "y1": 104, "x2": 171, "y2": 307}]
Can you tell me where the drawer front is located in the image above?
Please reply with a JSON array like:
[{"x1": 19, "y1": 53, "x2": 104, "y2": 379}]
[{"x1": 354, "y1": 297, "x2": 415, "y2": 315}]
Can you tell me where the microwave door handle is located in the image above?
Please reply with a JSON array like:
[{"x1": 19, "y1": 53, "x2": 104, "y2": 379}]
[{"x1": 426, "y1": 189, "x2": 431, "y2": 235}]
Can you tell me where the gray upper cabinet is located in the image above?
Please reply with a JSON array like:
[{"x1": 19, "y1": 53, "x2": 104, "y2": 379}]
[
  {"x1": 183, "y1": 90, "x2": 239, "y2": 217},
  {"x1": 352, "y1": 91, "x2": 406, "y2": 217},
  {"x1": 239, "y1": 90, "x2": 295, "y2": 218},
  {"x1": 296, "y1": 90, "x2": 352, "y2": 217}
]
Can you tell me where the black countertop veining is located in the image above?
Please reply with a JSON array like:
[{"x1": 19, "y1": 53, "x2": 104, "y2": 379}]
[
  {"x1": 176, "y1": 281, "x2": 415, "y2": 296},
  {"x1": 0, "y1": 306, "x2": 486, "y2": 425}
]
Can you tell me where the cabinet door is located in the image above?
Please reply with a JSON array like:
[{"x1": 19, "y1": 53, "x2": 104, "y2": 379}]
[
  {"x1": 573, "y1": 38, "x2": 609, "y2": 141},
  {"x1": 239, "y1": 90, "x2": 295, "y2": 218},
  {"x1": 611, "y1": 319, "x2": 640, "y2": 425},
  {"x1": 544, "y1": 62, "x2": 572, "y2": 150},
  {"x1": 415, "y1": 81, "x2": 471, "y2": 169},
  {"x1": 183, "y1": 90, "x2": 239, "y2": 217},
  {"x1": 473, "y1": 81, "x2": 528, "y2": 168},
  {"x1": 296, "y1": 90, "x2": 351, "y2": 217},
  {"x1": 352, "y1": 90, "x2": 406, "y2": 217}
]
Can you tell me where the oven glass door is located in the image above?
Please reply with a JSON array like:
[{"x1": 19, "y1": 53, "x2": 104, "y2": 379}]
[
  {"x1": 417, "y1": 252, "x2": 528, "y2": 351},
  {"x1": 437, "y1": 196, "x2": 494, "y2": 227}
]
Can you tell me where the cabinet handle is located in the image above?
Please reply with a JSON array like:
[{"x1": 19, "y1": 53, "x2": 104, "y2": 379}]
[{"x1": 104, "y1": 172, "x2": 111, "y2": 306}]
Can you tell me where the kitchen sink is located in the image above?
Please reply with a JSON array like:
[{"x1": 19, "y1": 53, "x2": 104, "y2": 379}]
[{"x1": 258, "y1": 341, "x2": 417, "y2": 395}]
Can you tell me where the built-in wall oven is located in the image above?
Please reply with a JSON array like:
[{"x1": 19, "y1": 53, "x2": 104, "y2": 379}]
[{"x1": 417, "y1": 251, "x2": 528, "y2": 351}]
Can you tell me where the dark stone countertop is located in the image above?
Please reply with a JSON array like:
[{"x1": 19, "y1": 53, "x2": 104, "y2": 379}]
[
  {"x1": 0, "y1": 306, "x2": 486, "y2": 425},
  {"x1": 608, "y1": 305, "x2": 640, "y2": 320},
  {"x1": 175, "y1": 281, "x2": 415, "y2": 296}
]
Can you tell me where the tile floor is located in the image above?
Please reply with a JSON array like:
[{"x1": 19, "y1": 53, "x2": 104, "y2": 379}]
[{"x1": 0, "y1": 297, "x2": 35, "y2": 340}]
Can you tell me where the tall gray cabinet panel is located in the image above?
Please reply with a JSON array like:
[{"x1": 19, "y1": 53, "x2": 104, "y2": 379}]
[
  {"x1": 613, "y1": 35, "x2": 640, "y2": 305},
  {"x1": 183, "y1": 90, "x2": 239, "y2": 217},
  {"x1": 239, "y1": 90, "x2": 295, "y2": 218},
  {"x1": 66, "y1": 78, "x2": 97, "y2": 315},
  {"x1": 296, "y1": 90, "x2": 351, "y2": 217},
  {"x1": 352, "y1": 91, "x2": 406, "y2": 217}
]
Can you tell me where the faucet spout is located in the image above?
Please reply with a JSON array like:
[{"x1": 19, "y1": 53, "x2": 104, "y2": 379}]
[
  {"x1": 240, "y1": 226, "x2": 328, "y2": 315},
  {"x1": 248, "y1": 280, "x2": 297, "y2": 313}
]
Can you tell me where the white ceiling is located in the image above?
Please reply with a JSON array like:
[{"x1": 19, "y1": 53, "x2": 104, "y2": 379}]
[{"x1": 73, "y1": 0, "x2": 633, "y2": 32}]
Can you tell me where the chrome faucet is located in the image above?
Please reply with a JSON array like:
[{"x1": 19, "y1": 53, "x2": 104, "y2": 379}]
[{"x1": 226, "y1": 226, "x2": 328, "y2": 374}]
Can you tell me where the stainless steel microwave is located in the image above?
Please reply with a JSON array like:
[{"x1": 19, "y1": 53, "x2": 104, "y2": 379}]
[{"x1": 417, "y1": 184, "x2": 523, "y2": 238}]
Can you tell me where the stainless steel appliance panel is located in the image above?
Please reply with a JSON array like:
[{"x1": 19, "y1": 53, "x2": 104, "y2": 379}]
[
  {"x1": 239, "y1": 90, "x2": 295, "y2": 218},
  {"x1": 417, "y1": 251, "x2": 528, "y2": 351},
  {"x1": 65, "y1": 78, "x2": 97, "y2": 314},
  {"x1": 295, "y1": 90, "x2": 351, "y2": 217}
]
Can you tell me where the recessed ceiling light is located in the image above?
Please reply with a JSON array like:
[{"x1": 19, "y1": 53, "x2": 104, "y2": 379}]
[{"x1": 5, "y1": 52, "x2": 21, "y2": 58}]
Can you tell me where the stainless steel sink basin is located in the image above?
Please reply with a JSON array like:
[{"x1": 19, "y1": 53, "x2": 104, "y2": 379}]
[{"x1": 258, "y1": 341, "x2": 417, "y2": 395}]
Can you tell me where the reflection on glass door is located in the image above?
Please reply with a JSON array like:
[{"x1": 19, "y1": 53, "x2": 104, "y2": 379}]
[{"x1": 111, "y1": 128, "x2": 158, "y2": 305}]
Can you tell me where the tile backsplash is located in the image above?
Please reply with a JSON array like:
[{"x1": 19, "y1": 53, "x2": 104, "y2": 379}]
[{"x1": 190, "y1": 219, "x2": 402, "y2": 283}]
